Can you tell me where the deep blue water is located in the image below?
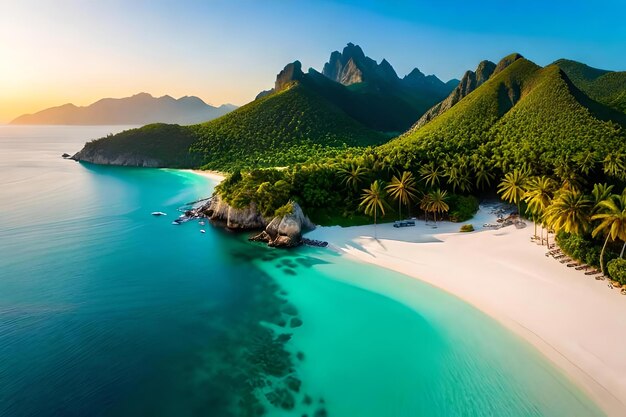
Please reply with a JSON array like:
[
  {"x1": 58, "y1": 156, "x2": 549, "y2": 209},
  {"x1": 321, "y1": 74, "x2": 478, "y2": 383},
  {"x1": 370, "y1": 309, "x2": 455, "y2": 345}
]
[{"x1": 0, "y1": 126, "x2": 605, "y2": 417}]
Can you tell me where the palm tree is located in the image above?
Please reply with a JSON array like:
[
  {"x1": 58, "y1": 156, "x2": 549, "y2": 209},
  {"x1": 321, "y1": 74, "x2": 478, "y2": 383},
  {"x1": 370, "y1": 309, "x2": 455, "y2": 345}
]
[
  {"x1": 591, "y1": 183, "x2": 614, "y2": 213},
  {"x1": 427, "y1": 189, "x2": 449, "y2": 226},
  {"x1": 603, "y1": 153, "x2": 626, "y2": 180},
  {"x1": 339, "y1": 163, "x2": 368, "y2": 192},
  {"x1": 498, "y1": 169, "x2": 529, "y2": 216},
  {"x1": 360, "y1": 180, "x2": 390, "y2": 238},
  {"x1": 544, "y1": 190, "x2": 592, "y2": 236},
  {"x1": 419, "y1": 192, "x2": 432, "y2": 224},
  {"x1": 554, "y1": 162, "x2": 583, "y2": 191},
  {"x1": 419, "y1": 162, "x2": 441, "y2": 188},
  {"x1": 385, "y1": 171, "x2": 418, "y2": 220},
  {"x1": 574, "y1": 150, "x2": 598, "y2": 176},
  {"x1": 524, "y1": 176, "x2": 555, "y2": 242},
  {"x1": 475, "y1": 165, "x2": 495, "y2": 190},
  {"x1": 591, "y1": 192, "x2": 626, "y2": 274}
]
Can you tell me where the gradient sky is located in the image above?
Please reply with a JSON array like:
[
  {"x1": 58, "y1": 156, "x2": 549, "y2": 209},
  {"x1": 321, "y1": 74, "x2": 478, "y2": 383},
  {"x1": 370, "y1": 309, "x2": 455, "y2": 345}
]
[{"x1": 1, "y1": 0, "x2": 625, "y2": 123}]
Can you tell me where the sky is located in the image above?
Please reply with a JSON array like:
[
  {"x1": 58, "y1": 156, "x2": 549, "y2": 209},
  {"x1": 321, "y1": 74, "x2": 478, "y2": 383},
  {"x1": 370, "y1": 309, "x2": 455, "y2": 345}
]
[{"x1": 1, "y1": 0, "x2": 625, "y2": 123}]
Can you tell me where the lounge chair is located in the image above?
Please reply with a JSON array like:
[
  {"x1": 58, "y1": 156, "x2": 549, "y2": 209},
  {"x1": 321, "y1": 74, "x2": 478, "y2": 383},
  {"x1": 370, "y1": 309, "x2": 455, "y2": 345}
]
[
  {"x1": 585, "y1": 270, "x2": 602, "y2": 276},
  {"x1": 566, "y1": 263, "x2": 579, "y2": 267}
]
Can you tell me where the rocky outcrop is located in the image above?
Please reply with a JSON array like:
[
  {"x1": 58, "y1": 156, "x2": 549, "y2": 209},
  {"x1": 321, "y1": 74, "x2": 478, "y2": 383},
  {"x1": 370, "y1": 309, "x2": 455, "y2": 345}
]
[
  {"x1": 413, "y1": 60, "x2": 496, "y2": 129},
  {"x1": 322, "y1": 43, "x2": 397, "y2": 86},
  {"x1": 202, "y1": 196, "x2": 314, "y2": 248},
  {"x1": 203, "y1": 194, "x2": 266, "y2": 230},
  {"x1": 275, "y1": 61, "x2": 304, "y2": 92},
  {"x1": 322, "y1": 43, "x2": 453, "y2": 97},
  {"x1": 255, "y1": 89, "x2": 274, "y2": 100},
  {"x1": 71, "y1": 148, "x2": 161, "y2": 167},
  {"x1": 250, "y1": 203, "x2": 315, "y2": 248}
]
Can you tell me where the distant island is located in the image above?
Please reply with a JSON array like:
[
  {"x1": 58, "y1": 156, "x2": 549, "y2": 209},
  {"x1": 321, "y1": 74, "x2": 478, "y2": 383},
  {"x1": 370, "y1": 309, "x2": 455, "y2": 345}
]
[{"x1": 11, "y1": 93, "x2": 237, "y2": 125}]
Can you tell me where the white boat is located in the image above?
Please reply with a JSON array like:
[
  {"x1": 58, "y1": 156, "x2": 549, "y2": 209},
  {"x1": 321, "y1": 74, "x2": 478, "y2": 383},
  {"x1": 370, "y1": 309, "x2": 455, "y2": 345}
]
[
  {"x1": 151, "y1": 211, "x2": 167, "y2": 216},
  {"x1": 200, "y1": 229, "x2": 206, "y2": 233}
]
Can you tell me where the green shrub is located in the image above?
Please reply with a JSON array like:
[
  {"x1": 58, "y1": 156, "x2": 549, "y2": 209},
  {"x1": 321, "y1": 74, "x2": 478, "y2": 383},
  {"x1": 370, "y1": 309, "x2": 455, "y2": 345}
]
[
  {"x1": 460, "y1": 224, "x2": 474, "y2": 232},
  {"x1": 448, "y1": 195, "x2": 479, "y2": 222},
  {"x1": 274, "y1": 202, "x2": 295, "y2": 217},
  {"x1": 556, "y1": 232, "x2": 619, "y2": 268},
  {"x1": 607, "y1": 258, "x2": 626, "y2": 285}
]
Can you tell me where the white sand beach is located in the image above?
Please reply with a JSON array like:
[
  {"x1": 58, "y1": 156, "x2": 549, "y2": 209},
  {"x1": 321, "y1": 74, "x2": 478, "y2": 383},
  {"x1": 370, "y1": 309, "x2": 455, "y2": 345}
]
[
  {"x1": 306, "y1": 205, "x2": 626, "y2": 417},
  {"x1": 185, "y1": 169, "x2": 226, "y2": 182}
]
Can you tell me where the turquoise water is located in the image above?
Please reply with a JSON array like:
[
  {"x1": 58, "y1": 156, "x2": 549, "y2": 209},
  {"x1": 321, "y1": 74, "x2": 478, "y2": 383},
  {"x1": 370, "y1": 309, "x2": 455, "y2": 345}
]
[{"x1": 0, "y1": 126, "x2": 605, "y2": 417}]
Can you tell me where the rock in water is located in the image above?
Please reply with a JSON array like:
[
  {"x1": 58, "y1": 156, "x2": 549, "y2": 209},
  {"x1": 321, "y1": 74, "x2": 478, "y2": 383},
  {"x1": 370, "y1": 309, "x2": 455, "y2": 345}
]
[
  {"x1": 203, "y1": 194, "x2": 266, "y2": 230},
  {"x1": 202, "y1": 195, "x2": 314, "y2": 248},
  {"x1": 251, "y1": 202, "x2": 315, "y2": 248}
]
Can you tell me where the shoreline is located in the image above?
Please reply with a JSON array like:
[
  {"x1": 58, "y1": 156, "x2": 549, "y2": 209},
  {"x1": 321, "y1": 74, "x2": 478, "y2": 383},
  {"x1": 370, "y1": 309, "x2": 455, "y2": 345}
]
[
  {"x1": 305, "y1": 210, "x2": 626, "y2": 417},
  {"x1": 180, "y1": 169, "x2": 226, "y2": 182}
]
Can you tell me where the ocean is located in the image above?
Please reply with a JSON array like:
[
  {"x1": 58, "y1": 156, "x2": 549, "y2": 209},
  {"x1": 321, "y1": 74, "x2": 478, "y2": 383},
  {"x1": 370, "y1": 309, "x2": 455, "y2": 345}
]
[{"x1": 0, "y1": 125, "x2": 605, "y2": 417}]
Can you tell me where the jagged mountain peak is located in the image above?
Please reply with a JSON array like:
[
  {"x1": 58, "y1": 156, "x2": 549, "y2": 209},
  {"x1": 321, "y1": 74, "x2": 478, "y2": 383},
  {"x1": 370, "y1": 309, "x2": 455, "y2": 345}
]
[
  {"x1": 275, "y1": 61, "x2": 304, "y2": 91},
  {"x1": 413, "y1": 59, "x2": 497, "y2": 129}
]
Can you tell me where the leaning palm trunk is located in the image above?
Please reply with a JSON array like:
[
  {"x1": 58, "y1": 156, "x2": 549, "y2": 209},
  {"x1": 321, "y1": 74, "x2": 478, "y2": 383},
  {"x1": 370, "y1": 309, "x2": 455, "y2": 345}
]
[
  {"x1": 599, "y1": 234, "x2": 610, "y2": 275},
  {"x1": 621, "y1": 241, "x2": 625, "y2": 258}
]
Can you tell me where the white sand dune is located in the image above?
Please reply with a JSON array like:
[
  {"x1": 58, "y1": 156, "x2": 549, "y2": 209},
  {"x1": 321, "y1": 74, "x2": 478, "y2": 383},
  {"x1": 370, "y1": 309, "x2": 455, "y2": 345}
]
[{"x1": 306, "y1": 206, "x2": 626, "y2": 417}]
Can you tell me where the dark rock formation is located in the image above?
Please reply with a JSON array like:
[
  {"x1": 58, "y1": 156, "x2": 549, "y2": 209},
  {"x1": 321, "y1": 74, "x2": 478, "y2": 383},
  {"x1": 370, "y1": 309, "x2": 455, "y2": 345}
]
[
  {"x1": 250, "y1": 203, "x2": 315, "y2": 248},
  {"x1": 275, "y1": 61, "x2": 304, "y2": 92},
  {"x1": 202, "y1": 196, "x2": 314, "y2": 248},
  {"x1": 413, "y1": 60, "x2": 497, "y2": 129},
  {"x1": 70, "y1": 148, "x2": 161, "y2": 167},
  {"x1": 255, "y1": 89, "x2": 274, "y2": 100},
  {"x1": 61, "y1": 153, "x2": 70, "y2": 158},
  {"x1": 203, "y1": 194, "x2": 266, "y2": 230},
  {"x1": 322, "y1": 43, "x2": 454, "y2": 97}
]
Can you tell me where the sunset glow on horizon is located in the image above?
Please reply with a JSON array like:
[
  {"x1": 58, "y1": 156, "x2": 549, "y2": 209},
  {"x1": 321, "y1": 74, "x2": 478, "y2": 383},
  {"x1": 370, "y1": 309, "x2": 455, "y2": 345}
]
[{"x1": 2, "y1": 0, "x2": 625, "y2": 124}]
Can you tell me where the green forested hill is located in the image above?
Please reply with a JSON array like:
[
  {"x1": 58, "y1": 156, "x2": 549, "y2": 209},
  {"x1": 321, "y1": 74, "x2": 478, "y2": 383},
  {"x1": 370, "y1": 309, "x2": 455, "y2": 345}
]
[
  {"x1": 554, "y1": 59, "x2": 626, "y2": 113},
  {"x1": 73, "y1": 80, "x2": 389, "y2": 170},
  {"x1": 379, "y1": 57, "x2": 626, "y2": 176},
  {"x1": 189, "y1": 82, "x2": 389, "y2": 169}
]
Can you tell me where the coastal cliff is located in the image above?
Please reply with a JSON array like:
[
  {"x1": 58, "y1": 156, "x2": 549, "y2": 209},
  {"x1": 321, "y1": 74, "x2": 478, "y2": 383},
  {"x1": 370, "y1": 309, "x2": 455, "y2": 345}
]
[
  {"x1": 71, "y1": 147, "x2": 161, "y2": 167},
  {"x1": 202, "y1": 195, "x2": 314, "y2": 248}
]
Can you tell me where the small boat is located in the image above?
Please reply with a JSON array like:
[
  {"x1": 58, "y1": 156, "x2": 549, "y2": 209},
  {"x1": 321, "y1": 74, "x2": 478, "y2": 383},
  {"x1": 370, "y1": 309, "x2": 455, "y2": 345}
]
[
  {"x1": 199, "y1": 221, "x2": 205, "y2": 226},
  {"x1": 200, "y1": 229, "x2": 206, "y2": 233},
  {"x1": 151, "y1": 211, "x2": 167, "y2": 216},
  {"x1": 171, "y1": 220, "x2": 181, "y2": 225}
]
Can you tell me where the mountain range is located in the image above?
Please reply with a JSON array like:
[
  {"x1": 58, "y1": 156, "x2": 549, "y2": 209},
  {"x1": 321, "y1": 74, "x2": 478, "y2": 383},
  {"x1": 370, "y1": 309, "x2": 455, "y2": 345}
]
[
  {"x1": 11, "y1": 93, "x2": 237, "y2": 125},
  {"x1": 72, "y1": 43, "x2": 626, "y2": 175},
  {"x1": 381, "y1": 53, "x2": 626, "y2": 177},
  {"x1": 73, "y1": 44, "x2": 458, "y2": 168}
]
